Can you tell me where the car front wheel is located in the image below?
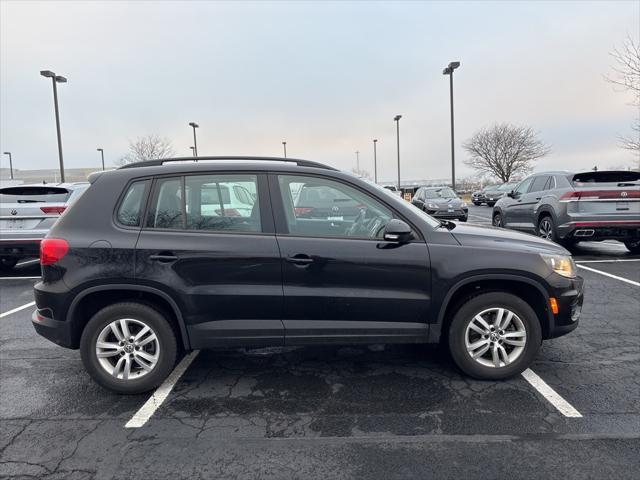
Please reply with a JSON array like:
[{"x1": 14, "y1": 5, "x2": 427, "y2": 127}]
[
  {"x1": 492, "y1": 213, "x2": 503, "y2": 227},
  {"x1": 448, "y1": 292, "x2": 542, "y2": 380},
  {"x1": 80, "y1": 302, "x2": 178, "y2": 394},
  {"x1": 624, "y1": 239, "x2": 640, "y2": 254}
]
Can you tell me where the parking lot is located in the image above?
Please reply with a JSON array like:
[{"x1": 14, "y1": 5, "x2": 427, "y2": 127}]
[{"x1": 1, "y1": 204, "x2": 638, "y2": 479}]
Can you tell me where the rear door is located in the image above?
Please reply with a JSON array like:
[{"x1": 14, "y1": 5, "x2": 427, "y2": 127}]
[
  {"x1": 135, "y1": 172, "x2": 284, "y2": 348},
  {"x1": 271, "y1": 173, "x2": 432, "y2": 344}
]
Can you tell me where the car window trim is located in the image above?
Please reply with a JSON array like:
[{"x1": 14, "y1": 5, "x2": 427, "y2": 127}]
[{"x1": 268, "y1": 172, "x2": 425, "y2": 243}]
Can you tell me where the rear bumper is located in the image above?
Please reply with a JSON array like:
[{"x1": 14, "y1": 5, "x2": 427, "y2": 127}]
[
  {"x1": 32, "y1": 281, "x2": 77, "y2": 349},
  {"x1": 557, "y1": 220, "x2": 640, "y2": 241},
  {"x1": 32, "y1": 308, "x2": 75, "y2": 348}
]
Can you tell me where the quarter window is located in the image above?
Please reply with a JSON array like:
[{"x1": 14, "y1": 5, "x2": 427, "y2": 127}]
[
  {"x1": 278, "y1": 175, "x2": 392, "y2": 239},
  {"x1": 117, "y1": 180, "x2": 149, "y2": 227}
]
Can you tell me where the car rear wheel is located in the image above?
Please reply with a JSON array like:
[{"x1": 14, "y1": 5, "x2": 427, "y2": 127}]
[
  {"x1": 538, "y1": 215, "x2": 556, "y2": 241},
  {"x1": 624, "y1": 239, "x2": 640, "y2": 254},
  {"x1": 492, "y1": 213, "x2": 503, "y2": 227},
  {"x1": 448, "y1": 292, "x2": 542, "y2": 380},
  {"x1": 0, "y1": 257, "x2": 18, "y2": 270},
  {"x1": 80, "y1": 302, "x2": 177, "y2": 394}
]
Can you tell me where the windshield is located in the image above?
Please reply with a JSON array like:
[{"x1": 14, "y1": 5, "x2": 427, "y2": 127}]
[
  {"x1": 497, "y1": 183, "x2": 517, "y2": 191},
  {"x1": 423, "y1": 187, "x2": 457, "y2": 199},
  {"x1": 571, "y1": 171, "x2": 640, "y2": 187}
]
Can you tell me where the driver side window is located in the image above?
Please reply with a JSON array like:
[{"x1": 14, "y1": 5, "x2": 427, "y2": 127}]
[
  {"x1": 277, "y1": 175, "x2": 392, "y2": 239},
  {"x1": 514, "y1": 177, "x2": 533, "y2": 195}
]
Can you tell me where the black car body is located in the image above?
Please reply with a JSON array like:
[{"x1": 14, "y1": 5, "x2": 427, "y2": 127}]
[
  {"x1": 492, "y1": 171, "x2": 640, "y2": 252},
  {"x1": 411, "y1": 187, "x2": 468, "y2": 221},
  {"x1": 32, "y1": 157, "x2": 584, "y2": 393},
  {"x1": 482, "y1": 182, "x2": 518, "y2": 207}
]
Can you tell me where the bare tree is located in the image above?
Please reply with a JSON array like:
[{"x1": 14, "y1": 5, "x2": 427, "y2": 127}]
[
  {"x1": 117, "y1": 135, "x2": 176, "y2": 165},
  {"x1": 463, "y1": 123, "x2": 550, "y2": 183},
  {"x1": 606, "y1": 35, "x2": 640, "y2": 157}
]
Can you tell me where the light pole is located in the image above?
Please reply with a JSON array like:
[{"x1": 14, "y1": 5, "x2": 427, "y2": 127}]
[
  {"x1": 282, "y1": 141, "x2": 287, "y2": 158},
  {"x1": 2, "y1": 152, "x2": 13, "y2": 180},
  {"x1": 373, "y1": 139, "x2": 378, "y2": 184},
  {"x1": 189, "y1": 122, "x2": 199, "y2": 157},
  {"x1": 96, "y1": 148, "x2": 105, "y2": 170},
  {"x1": 442, "y1": 61, "x2": 460, "y2": 191},
  {"x1": 190, "y1": 146, "x2": 196, "y2": 157},
  {"x1": 355, "y1": 150, "x2": 360, "y2": 171},
  {"x1": 394, "y1": 115, "x2": 402, "y2": 192},
  {"x1": 40, "y1": 70, "x2": 67, "y2": 182}
]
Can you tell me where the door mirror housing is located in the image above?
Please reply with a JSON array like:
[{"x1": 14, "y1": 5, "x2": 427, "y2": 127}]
[
  {"x1": 507, "y1": 190, "x2": 516, "y2": 198},
  {"x1": 383, "y1": 219, "x2": 412, "y2": 243}
]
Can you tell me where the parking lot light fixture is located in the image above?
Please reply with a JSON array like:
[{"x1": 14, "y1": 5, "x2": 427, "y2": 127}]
[
  {"x1": 190, "y1": 146, "x2": 196, "y2": 157},
  {"x1": 443, "y1": 61, "x2": 461, "y2": 191},
  {"x1": 188, "y1": 122, "x2": 199, "y2": 157},
  {"x1": 394, "y1": 115, "x2": 402, "y2": 191},
  {"x1": 355, "y1": 150, "x2": 360, "y2": 171},
  {"x1": 96, "y1": 148, "x2": 104, "y2": 170},
  {"x1": 373, "y1": 139, "x2": 378, "y2": 184},
  {"x1": 2, "y1": 152, "x2": 13, "y2": 179},
  {"x1": 40, "y1": 69, "x2": 67, "y2": 182},
  {"x1": 282, "y1": 141, "x2": 287, "y2": 158}
]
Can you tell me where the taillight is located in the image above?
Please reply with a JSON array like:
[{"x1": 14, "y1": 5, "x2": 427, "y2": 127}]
[
  {"x1": 294, "y1": 207, "x2": 314, "y2": 217},
  {"x1": 40, "y1": 206, "x2": 66, "y2": 215},
  {"x1": 40, "y1": 238, "x2": 69, "y2": 265}
]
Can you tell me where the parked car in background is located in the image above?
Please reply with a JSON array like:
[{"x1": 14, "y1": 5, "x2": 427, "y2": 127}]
[
  {"x1": 0, "y1": 183, "x2": 89, "y2": 269},
  {"x1": 483, "y1": 182, "x2": 519, "y2": 207},
  {"x1": 471, "y1": 185, "x2": 497, "y2": 205},
  {"x1": 492, "y1": 170, "x2": 640, "y2": 253},
  {"x1": 32, "y1": 156, "x2": 582, "y2": 393},
  {"x1": 411, "y1": 186, "x2": 468, "y2": 221}
]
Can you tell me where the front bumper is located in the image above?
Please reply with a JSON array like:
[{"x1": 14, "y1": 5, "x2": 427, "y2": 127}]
[
  {"x1": 545, "y1": 274, "x2": 584, "y2": 339},
  {"x1": 428, "y1": 209, "x2": 468, "y2": 220}
]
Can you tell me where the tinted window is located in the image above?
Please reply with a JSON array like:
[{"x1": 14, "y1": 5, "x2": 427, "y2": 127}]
[
  {"x1": 147, "y1": 177, "x2": 184, "y2": 229},
  {"x1": 423, "y1": 187, "x2": 457, "y2": 199},
  {"x1": 0, "y1": 186, "x2": 70, "y2": 203},
  {"x1": 117, "y1": 181, "x2": 149, "y2": 226},
  {"x1": 529, "y1": 176, "x2": 548, "y2": 193},
  {"x1": 185, "y1": 174, "x2": 260, "y2": 233},
  {"x1": 543, "y1": 176, "x2": 555, "y2": 190},
  {"x1": 514, "y1": 177, "x2": 533, "y2": 195},
  {"x1": 278, "y1": 175, "x2": 392, "y2": 239}
]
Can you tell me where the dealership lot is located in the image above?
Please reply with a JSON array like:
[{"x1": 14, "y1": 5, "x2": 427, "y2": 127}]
[{"x1": 1, "y1": 205, "x2": 638, "y2": 479}]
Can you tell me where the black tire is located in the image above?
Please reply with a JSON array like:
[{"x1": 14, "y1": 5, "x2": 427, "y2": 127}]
[
  {"x1": 0, "y1": 257, "x2": 18, "y2": 271},
  {"x1": 624, "y1": 239, "x2": 640, "y2": 254},
  {"x1": 459, "y1": 216, "x2": 468, "y2": 222},
  {"x1": 537, "y1": 215, "x2": 558, "y2": 242},
  {"x1": 487, "y1": 202, "x2": 496, "y2": 207},
  {"x1": 448, "y1": 292, "x2": 542, "y2": 380},
  {"x1": 80, "y1": 302, "x2": 178, "y2": 394},
  {"x1": 472, "y1": 202, "x2": 480, "y2": 206},
  {"x1": 492, "y1": 213, "x2": 503, "y2": 227}
]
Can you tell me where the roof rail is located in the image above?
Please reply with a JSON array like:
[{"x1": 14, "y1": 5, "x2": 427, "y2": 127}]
[{"x1": 118, "y1": 156, "x2": 338, "y2": 171}]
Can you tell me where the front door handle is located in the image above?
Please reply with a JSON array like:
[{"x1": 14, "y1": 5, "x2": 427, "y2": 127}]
[
  {"x1": 149, "y1": 253, "x2": 178, "y2": 263},
  {"x1": 286, "y1": 255, "x2": 314, "y2": 266}
]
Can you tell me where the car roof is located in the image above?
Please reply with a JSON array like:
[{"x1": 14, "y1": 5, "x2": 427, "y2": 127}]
[{"x1": 0, "y1": 182, "x2": 89, "y2": 190}]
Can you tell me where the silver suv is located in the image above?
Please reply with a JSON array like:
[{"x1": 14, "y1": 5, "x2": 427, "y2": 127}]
[
  {"x1": 492, "y1": 170, "x2": 640, "y2": 253},
  {"x1": 0, "y1": 183, "x2": 88, "y2": 269}
]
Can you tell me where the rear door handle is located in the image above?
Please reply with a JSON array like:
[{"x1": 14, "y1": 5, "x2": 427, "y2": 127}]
[
  {"x1": 286, "y1": 255, "x2": 314, "y2": 266},
  {"x1": 149, "y1": 253, "x2": 178, "y2": 263}
]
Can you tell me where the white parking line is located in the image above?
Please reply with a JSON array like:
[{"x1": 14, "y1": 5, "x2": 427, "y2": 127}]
[
  {"x1": 521, "y1": 368, "x2": 582, "y2": 418},
  {"x1": 576, "y1": 259, "x2": 640, "y2": 264},
  {"x1": 0, "y1": 301, "x2": 36, "y2": 319},
  {"x1": 576, "y1": 264, "x2": 640, "y2": 287},
  {"x1": 125, "y1": 350, "x2": 200, "y2": 428}
]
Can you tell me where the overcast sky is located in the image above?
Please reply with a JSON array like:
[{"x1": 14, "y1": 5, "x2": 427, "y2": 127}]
[{"x1": 1, "y1": 0, "x2": 638, "y2": 182}]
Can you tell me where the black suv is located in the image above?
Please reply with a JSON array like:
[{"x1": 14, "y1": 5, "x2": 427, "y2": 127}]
[{"x1": 33, "y1": 157, "x2": 584, "y2": 393}]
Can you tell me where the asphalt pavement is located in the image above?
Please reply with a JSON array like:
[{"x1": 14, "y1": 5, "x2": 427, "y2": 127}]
[{"x1": 1, "y1": 206, "x2": 639, "y2": 479}]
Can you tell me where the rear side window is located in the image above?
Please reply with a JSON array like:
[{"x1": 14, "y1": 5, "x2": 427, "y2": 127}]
[
  {"x1": 0, "y1": 186, "x2": 70, "y2": 203},
  {"x1": 146, "y1": 177, "x2": 184, "y2": 229},
  {"x1": 117, "y1": 181, "x2": 149, "y2": 227}
]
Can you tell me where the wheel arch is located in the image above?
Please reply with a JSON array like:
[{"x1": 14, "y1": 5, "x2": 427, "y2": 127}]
[
  {"x1": 435, "y1": 274, "x2": 554, "y2": 342},
  {"x1": 535, "y1": 206, "x2": 558, "y2": 226},
  {"x1": 68, "y1": 284, "x2": 191, "y2": 350}
]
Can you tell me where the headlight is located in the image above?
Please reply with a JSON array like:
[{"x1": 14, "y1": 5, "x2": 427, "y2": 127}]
[
  {"x1": 461, "y1": 202, "x2": 468, "y2": 208},
  {"x1": 427, "y1": 203, "x2": 439, "y2": 209},
  {"x1": 540, "y1": 254, "x2": 577, "y2": 278}
]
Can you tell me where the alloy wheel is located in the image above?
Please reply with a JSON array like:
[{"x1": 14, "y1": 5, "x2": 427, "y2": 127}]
[
  {"x1": 539, "y1": 218, "x2": 553, "y2": 240},
  {"x1": 95, "y1": 318, "x2": 160, "y2": 380},
  {"x1": 464, "y1": 307, "x2": 527, "y2": 368},
  {"x1": 492, "y1": 214, "x2": 502, "y2": 227}
]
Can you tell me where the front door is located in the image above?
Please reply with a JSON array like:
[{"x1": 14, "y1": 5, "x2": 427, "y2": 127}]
[
  {"x1": 135, "y1": 173, "x2": 284, "y2": 348},
  {"x1": 270, "y1": 173, "x2": 432, "y2": 344},
  {"x1": 503, "y1": 177, "x2": 534, "y2": 229}
]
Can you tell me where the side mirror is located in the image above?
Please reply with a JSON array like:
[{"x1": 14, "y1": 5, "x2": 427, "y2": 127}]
[
  {"x1": 383, "y1": 219, "x2": 412, "y2": 243},
  {"x1": 507, "y1": 190, "x2": 515, "y2": 198}
]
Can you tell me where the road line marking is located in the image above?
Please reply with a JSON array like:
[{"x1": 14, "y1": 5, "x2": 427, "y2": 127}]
[
  {"x1": 0, "y1": 276, "x2": 41, "y2": 280},
  {"x1": 576, "y1": 259, "x2": 640, "y2": 264},
  {"x1": 16, "y1": 259, "x2": 40, "y2": 267},
  {"x1": 521, "y1": 369, "x2": 582, "y2": 418},
  {"x1": 125, "y1": 350, "x2": 200, "y2": 428},
  {"x1": 0, "y1": 301, "x2": 36, "y2": 319},
  {"x1": 577, "y1": 264, "x2": 640, "y2": 287}
]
